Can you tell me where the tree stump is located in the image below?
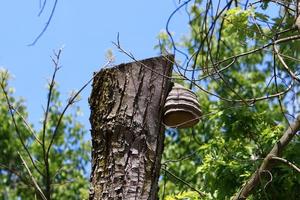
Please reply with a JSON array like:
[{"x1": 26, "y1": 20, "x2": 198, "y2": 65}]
[{"x1": 89, "y1": 55, "x2": 174, "y2": 200}]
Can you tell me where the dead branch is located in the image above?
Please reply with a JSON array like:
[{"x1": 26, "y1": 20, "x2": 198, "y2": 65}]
[
  {"x1": 271, "y1": 156, "x2": 300, "y2": 173},
  {"x1": 18, "y1": 152, "x2": 47, "y2": 200}
]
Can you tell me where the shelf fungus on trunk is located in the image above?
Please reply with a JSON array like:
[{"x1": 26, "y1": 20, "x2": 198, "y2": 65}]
[{"x1": 163, "y1": 83, "x2": 202, "y2": 128}]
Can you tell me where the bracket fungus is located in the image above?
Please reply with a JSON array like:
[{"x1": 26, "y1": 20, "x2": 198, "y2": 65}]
[{"x1": 163, "y1": 83, "x2": 202, "y2": 128}]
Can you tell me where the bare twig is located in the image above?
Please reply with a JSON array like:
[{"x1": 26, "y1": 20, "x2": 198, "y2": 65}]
[
  {"x1": 12, "y1": 106, "x2": 42, "y2": 145},
  {"x1": 46, "y1": 60, "x2": 111, "y2": 157},
  {"x1": 260, "y1": 170, "x2": 273, "y2": 190},
  {"x1": 42, "y1": 48, "x2": 61, "y2": 145},
  {"x1": 0, "y1": 72, "x2": 44, "y2": 177},
  {"x1": 115, "y1": 39, "x2": 294, "y2": 104},
  {"x1": 271, "y1": 156, "x2": 300, "y2": 173},
  {"x1": 42, "y1": 48, "x2": 62, "y2": 199},
  {"x1": 215, "y1": 35, "x2": 300, "y2": 67},
  {"x1": 0, "y1": 162, "x2": 31, "y2": 186},
  {"x1": 273, "y1": 44, "x2": 300, "y2": 83},
  {"x1": 18, "y1": 152, "x2": 47, "y2": 200},
  {"x1": 162, "y1": 167, "x2": 205, "y2": 197},
  {"x1": 29, "y1": 0, "x2": 59, "y2": 46},
  {"x1": 38, "y1": 0, "x2": 47, "y2": 16}
]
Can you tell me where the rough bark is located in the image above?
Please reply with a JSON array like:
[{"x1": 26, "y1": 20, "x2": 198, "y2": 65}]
[
  {"x1": 89, "y1": 55, "x2": 174, "y2": 200},
  {"x1": 234, "y1": 116, "x2": 300, "y2": 200}
]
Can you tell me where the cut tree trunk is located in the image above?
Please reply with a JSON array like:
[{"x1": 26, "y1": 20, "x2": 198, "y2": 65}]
[{"x1": 89, "y1": 55, "x2": 174, "y2": 200}]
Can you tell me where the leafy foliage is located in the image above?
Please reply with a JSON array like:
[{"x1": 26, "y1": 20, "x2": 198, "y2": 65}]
[
  {"x1": 158, "y1": 1, "x2": 300, "y2": 199},
  {"x1": 165, "y1": 191, "x2": 201, "y2": 200},
  {"x1": 0, "y1": 69, "x2": 89, "y2": 199},
  {"x1": 223, "y1": 7, "x2": 254, "y2": 40}
]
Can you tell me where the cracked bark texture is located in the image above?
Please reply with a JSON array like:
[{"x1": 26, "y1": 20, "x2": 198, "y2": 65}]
[{"x1": 89, "y1": 55, "x2": 174, "y2": 200}]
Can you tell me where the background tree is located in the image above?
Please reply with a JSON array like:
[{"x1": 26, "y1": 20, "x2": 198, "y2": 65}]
[
  {"x1": 158, "y1": 0, "x2": 300, "y2": 199},
  {"x1": 0, "y1": 50, "x2": 90, "y2": 199},
  {"x1": 0, "y1": 69, "x2": 31, "y2": 199}
]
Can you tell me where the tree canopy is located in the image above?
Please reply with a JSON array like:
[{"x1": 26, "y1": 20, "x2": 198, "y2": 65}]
[
  {"x1": 158, "y1": 0, "x2": 300, "y2": 199},
  {"x1": 0, "y1": 65, "x2": 90, "y2": 199}
]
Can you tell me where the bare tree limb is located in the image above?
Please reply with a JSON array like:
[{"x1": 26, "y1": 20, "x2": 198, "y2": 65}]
[
  {"x1": 271, "y1": 156, "x2": 300, "y2": 173},
  {"x1": 11, "y1": 106, "x2": 42, "y2": 145},
  {"x1": 42, "y1": 48, "x2": 62, "y2": 199},
  {"x1": 18, "y1": 152, "x2": 47, "y2": 200}
]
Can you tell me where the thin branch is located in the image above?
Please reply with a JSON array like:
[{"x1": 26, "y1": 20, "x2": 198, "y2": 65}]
[
  {"x1": 115, "y1": 40, "x2": 293, "y2": 104},
  {"x1": 196, "y1": 58, "x2": 236, "y2": 81},
  {"x1": 279, "y1": 52, "x2": 300, "y2": 62},
  {"x1": 18, "y1": 152, "x2": 47, "y2": 200},
  {"x1": 165, "y1": 0, "x2": 192, "y2": 60},
  {"x1": 215, "y1": 35, "x2": 300, "y2": 67},
  {"x1": 38, "y1": 0, "x2": 47, "y2": 16},
  {"x1": 0, "y1": 162, "x2": 31, "y2": 186},
  {"x1": 46, "y1": 60, "x2": 111, "y2": 157},
  {"x1": 29, "y1": 0, "x2": 58, "y2": 46},
  {"x1": 272, "y1": 41, "x2": 291, "y2": 135},
  {"x1": 163, "y1": 151, "x2": 199, "y2": 165},
  {"x1": 42, "y1": 48, "x2": 62, "y2": 199},
  {"x1": 113, "y1": 35, "x2": 175, "y2": 80},
  {"x1": 260, "y1": 170, "x2": 273, "y2": 190},
  {"x1": 0, "y1": 73, "x2": 44, "y2": 177},
  {"x1": 42, "y1": 48, "x2": 61, "y2": 150},
  {"x1": 271, "y1": 156, "x2": 300, "y2": 173},
  {"x1": 234, "y1": 115, "x2": 300, "y2": 200},
  {"x1": 162, "y1": 167, "x2": 205, "y2": 197},
  {"x1": 12, "y1": 106, "x2": 42, "y2": 145},
  {"x1": 273, "y1": 44, "x2": 300, "y2": 83}
]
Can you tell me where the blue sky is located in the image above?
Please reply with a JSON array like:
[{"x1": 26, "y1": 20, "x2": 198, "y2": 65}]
[{"x1": 0, "y1": 1, "x2": 188, "y2": 131}]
